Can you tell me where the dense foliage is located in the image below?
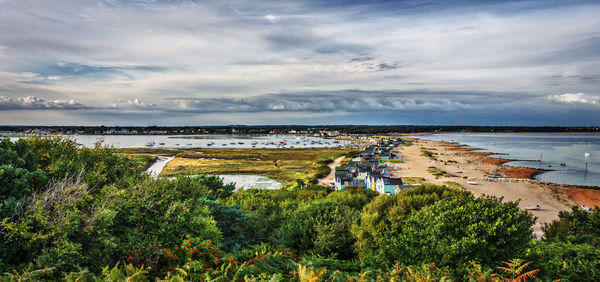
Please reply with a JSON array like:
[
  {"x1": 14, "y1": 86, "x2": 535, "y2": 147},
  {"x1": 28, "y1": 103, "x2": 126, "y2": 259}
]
[
  {"x1": 1, "y1": 137, "x2": 599, "y2": 281},
  {"x1": 388, "y1": 196, "x2": 535, "y2": 275}
]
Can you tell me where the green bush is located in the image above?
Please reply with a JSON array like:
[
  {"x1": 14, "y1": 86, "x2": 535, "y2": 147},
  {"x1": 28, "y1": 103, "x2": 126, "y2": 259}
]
[
  {"x1": 387, "y1": 195, "x2": 535, "y2": 275},
  {"x1": 225, "y1": 189, "x2": 329, "y2": 245},
  {"x1": 279, "y1": 200, "x2": 359, "y2": 259},
  {"x1": 544, "y1": 206, "x2": 600, "y2": 246},
  {"x1": 352, "y1": 183, "x2": 469, "y2": 258},
  {"x1": 526, "y1": 241, "x2": 600, "y2": 281},
  {"x1": 0, "y1": 138, "x2": 48, "y2": 218}
]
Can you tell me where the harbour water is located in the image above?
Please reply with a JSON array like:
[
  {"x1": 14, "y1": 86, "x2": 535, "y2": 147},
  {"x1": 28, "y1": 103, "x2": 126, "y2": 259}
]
[
  {"x1": 415, "y1": 133, "x2": 599, "y2": 187},
  {"x1": 9, "y1": 134, "x2": 352, "y2": 149}
]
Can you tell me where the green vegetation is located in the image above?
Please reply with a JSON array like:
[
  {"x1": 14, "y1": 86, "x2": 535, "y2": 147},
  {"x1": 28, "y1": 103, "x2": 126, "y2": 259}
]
[
  {"x1": 1, "y1": 136, "x2": 598, "y2": 281},
  {"x1": 128, "y1": 155, "x2": 158, "y2": 170},
  {"x1": 443, "y1": 181, "x2": 464, "y2": 190},
  {"x1": 401, "y1": 176, "x2": 426, "y2": 185},
  {"x1": 420, "y1": 150, "x2": 436, "y2": 160},
  {"x1": 427, "y1": 166, "x2": 456, "y2": 178}
]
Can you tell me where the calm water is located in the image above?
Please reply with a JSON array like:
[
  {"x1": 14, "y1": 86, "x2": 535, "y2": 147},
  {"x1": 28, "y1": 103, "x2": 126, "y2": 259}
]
[
  {"x1": 218, "y1": 175, "x2": 282, "y2": 190},
  {"x1": 9, "y1": 134, "x2": 353, "y2": 149},
  {"x1": 415, "y1": 133, "x2": 599, "y2": 187}
]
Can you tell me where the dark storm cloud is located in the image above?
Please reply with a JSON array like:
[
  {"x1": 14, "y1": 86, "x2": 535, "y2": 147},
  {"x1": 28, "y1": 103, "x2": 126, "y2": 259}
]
[{"x1": 164, "y1": 90, "x2": 531, "y2": 113}]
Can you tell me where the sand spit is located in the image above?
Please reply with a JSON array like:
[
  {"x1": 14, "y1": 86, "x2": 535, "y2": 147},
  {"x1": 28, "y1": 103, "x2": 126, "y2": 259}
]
[{"x1": 395, "y1": 138, "x2": 600, "y2": 237}]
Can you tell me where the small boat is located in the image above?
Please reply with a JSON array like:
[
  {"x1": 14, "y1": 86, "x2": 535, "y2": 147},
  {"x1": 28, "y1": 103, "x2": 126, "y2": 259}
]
[
  {"x1": 466, "y1": 181, "x2": 478, "y2": 185},
  {"x1": 526, "y1": 205, "x2": 540, "y2": 210},
  {"x1": 581, "y1": 205, "x2": 593, "y2": 211}
]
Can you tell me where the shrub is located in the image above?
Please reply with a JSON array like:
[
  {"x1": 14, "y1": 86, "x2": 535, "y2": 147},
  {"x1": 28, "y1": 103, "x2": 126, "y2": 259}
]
[
  {"x1": 387, "y1": 195, "x2": 535, "y2": 275},
  {"x1": 279, "y1": 200, "x2": 359, "y2": 259}
]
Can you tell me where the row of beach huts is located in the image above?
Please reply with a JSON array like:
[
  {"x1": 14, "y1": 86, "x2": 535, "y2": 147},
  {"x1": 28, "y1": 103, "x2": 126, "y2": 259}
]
[{"x1": 333, "y1": 138, "x2": 407, "y2": 195}]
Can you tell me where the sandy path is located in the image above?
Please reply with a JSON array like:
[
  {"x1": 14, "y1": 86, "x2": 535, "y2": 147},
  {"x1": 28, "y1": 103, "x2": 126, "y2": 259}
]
[
  {"x1": 395, "y1": 139, "x2": 575, "y2": 238},
  {"x1": 319, "y1": 156, "x2": 346, "y2": 185}
]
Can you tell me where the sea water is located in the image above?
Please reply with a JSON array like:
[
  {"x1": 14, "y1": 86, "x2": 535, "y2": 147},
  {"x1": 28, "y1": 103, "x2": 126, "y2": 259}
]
[{"x1": 415, "y1": 133, "x2": 599, "y2": 187}]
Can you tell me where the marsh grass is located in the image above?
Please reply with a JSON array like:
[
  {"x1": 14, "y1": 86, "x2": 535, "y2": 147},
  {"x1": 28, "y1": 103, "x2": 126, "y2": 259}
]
[
  {"x1": 443, "y1": 181, "x2": 465, "y2": 190},
  {"x1": 161, "y1": 148, "x2": 354, "y2": 186},
  {"x1": 420, "y1": 150, "x2": 437, "y2": 160},
  {"x1": 402, "y1": 177, "x2": 426, "y2": 185},
  {"x1": 427, "y1": 166, "x2": 457, "y2": 179}
]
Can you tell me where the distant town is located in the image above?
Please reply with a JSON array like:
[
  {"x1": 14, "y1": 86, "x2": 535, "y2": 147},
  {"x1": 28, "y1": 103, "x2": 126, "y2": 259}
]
[{"x1": 1, "y1": 125, "x2": 598, "y2": 136}]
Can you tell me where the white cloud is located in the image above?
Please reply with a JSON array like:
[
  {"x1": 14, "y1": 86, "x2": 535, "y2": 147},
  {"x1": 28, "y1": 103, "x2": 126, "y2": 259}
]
[
  {"x1": 0, "y1": 96, "x2": 87, "y2": 110},
  {"x1": 118, "y1": 98, "x2": 154, "y2": 108},
  {"x1": 264, "y1": 14, "x2": 278, "y2": 23},
  {"x1": 548, "y1": 93, "x2": 600, "y2": 105}
]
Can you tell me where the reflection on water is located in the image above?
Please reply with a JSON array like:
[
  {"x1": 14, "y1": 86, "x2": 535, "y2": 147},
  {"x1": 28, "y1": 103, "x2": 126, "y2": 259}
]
[
  {"x1": 218, "y1": 175, "x2": 282, "y2": 190},
  {"x1": 416, "y1": 133, "x2": 599, "y2": 187}
]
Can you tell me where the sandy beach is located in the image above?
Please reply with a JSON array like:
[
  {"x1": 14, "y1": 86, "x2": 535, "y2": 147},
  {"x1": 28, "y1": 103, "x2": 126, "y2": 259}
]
[{"x1": 393, "y1": 138, "x2": 600, "y2": 237}]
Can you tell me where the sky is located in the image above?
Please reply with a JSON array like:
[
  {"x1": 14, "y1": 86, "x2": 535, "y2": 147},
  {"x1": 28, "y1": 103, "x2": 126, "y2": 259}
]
[{"x1": 0, "y1": 0, "x2": 599, "y2": 126}]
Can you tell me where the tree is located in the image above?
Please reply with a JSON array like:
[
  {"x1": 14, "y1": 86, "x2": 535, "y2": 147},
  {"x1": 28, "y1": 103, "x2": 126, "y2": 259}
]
[
  {"x1": 386, "y1": 195, "x2": 535, "y2": 274},
  {"x1": 25, "y1": 136, "x2": 141, "y2": 189},
  {"x1": 544, "y1": 206, "x2": 600, "y2": 246},
  {"x1": 352, "y1": 183, "x2": 469, "y2": 258},
  {"x1": 279, "y1": 200, "x2": 359, "y2": 259},
  {"x1": 225, "y1": 189, "x2": 328, "y2": 245},
  {"x1": 325, "y1": 189, "x2": 378, "y2": 211},
  {"x1": 526, "y1": 241, "x2": 600, "y2": 281},
  {"x1": 0, "y1": 138, "x2": 47, "y2": 218},
  {"x1": 199, "y1": 198, "x2": 251, "y2": 253}
]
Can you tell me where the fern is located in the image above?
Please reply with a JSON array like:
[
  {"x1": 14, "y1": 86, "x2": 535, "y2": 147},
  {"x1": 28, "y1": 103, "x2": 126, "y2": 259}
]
[
  {"x1": 4, "y1": 264, "x2": 56, "y2": 281},
  {"x1": 493, "y1": 259, "x2": 540, "y2": 282}
]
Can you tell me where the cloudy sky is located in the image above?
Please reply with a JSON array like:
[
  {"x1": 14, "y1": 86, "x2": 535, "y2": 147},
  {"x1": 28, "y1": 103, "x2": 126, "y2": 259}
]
[{"x1": 0, "y1": 0, "x2": 599, "y2": 125}]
